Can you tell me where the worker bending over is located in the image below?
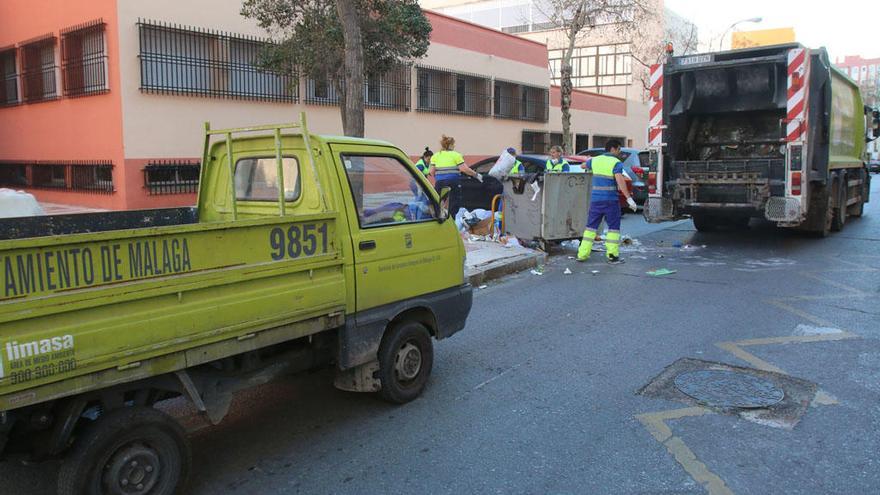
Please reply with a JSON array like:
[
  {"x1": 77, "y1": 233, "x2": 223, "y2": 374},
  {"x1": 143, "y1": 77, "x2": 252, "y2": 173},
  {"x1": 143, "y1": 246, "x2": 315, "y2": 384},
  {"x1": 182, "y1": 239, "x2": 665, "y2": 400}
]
[
  {"x1": 430, "y1": 135, "x2": 482, "y2": 216},
  {"x1": 577, "y1": 139, "x2": 637, "y2": 264}
]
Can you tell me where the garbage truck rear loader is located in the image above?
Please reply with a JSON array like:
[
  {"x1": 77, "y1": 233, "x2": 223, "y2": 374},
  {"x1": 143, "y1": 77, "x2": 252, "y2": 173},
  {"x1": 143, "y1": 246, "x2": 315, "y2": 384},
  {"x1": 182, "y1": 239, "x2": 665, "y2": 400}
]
[{"x1": 645, "y1": 43, "x2": 878, "y2": 234}]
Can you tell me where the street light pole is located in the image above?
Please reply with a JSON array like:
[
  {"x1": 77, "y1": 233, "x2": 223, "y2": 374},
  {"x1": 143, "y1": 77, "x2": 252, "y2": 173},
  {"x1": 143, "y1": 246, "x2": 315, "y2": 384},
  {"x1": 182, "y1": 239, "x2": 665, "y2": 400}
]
[{"x1": 717, "y1": 17, "x2": 763, "y2": 51}]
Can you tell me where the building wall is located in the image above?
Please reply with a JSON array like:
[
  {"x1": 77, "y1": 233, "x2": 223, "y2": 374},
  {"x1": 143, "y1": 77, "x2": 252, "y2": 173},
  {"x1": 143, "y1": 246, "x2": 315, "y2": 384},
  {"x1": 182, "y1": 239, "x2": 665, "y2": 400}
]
[
  {"x1": 2, "y1": 1, "x2": 649, "y2": 210},
  {"x1": 0, "y1": 0, "x2": 127, "y2": 209}
]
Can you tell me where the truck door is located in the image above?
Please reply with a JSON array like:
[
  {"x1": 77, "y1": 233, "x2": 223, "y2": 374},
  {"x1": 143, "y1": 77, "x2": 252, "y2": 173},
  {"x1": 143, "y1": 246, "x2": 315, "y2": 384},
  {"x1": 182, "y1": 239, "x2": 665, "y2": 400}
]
[{"x1": 330, "y1": 145, "x2": 462, "y2": 311}]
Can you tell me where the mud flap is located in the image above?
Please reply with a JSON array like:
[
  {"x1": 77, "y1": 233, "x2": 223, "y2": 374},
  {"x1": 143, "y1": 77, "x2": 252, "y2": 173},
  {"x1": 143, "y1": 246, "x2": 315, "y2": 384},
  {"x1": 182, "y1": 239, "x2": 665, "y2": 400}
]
[{"x1": 334, "y1": 360, "x2": 381, "y2": 393}]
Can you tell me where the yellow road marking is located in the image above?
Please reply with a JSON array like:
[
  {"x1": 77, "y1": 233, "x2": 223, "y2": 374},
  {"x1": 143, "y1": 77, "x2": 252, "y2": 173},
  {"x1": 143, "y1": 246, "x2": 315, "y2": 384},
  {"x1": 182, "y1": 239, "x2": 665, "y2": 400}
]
[
  {"x1": 636, "y1": 408, "x2": 734, "y2": 495},
  {"x1": 637, "y1": 260, "x2": 868, "y2": 494}
]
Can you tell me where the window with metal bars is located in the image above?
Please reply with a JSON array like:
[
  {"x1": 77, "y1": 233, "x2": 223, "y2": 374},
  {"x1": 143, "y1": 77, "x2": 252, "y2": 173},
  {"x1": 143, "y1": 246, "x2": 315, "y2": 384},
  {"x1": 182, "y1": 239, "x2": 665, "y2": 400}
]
[
  {"x1": 548, "y1": 43, "x2": 633, "y2": 89},
  {"x1": 0, "y1": 161, "x2": 114, "y2": 194},
  {"x1": 61, "y1": 19, "x2": 109, "y2": 97},
  {"x1": 522, "y1": 130, "x2": 549, "y2": 154},
  {"x1": 1, "y1": 47, "x2": 19, "y2": 106},
  {"x1": 416, "y1": 66, "x2": 490, "y2": 116},
  {"x1": 305, "y1": 64, "x2": 411, "y2": 111},
  {"x1": 137, "y1": 19, "x2": 297, "y2": 102},
  {"x1": 494, "y1": 80, "x2": 548, "y2": 122},
  {"x1": 143, "y1": 160, "x2": 201, "y2": 195},
  {"x1": 19, "y1": 35, "x2": 58, "y2": 103}
]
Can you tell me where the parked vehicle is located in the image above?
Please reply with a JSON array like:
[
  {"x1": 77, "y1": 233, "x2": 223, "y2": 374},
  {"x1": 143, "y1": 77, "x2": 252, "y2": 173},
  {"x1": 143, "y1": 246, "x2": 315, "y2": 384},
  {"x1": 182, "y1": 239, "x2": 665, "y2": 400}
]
[
  {"x1": 869, "y1": 160, "x2": 880, "y2": 174},
  {"x1": 0, "y1": 115, "x2": 472, "y2": 495},
  {"x1": 578, "y1": 147, "x2": 649, "y2": 205},
  {"x1": 645, "y1": 44, "x2": 875, "y2": 235}
]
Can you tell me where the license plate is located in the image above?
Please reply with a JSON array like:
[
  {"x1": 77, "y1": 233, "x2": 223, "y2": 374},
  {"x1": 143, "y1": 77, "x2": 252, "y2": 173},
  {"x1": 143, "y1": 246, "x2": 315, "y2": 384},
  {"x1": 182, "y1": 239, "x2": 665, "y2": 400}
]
[{"x1": 677, "y1": 54, "x2": 712, "y2": 66}]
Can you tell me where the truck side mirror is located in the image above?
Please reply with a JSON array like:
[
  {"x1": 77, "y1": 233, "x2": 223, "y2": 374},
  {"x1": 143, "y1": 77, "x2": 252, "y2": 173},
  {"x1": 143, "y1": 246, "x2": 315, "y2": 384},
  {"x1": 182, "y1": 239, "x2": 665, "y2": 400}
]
[{"x1": 437, "y1": 187, "x2": 451, "y2": 222}]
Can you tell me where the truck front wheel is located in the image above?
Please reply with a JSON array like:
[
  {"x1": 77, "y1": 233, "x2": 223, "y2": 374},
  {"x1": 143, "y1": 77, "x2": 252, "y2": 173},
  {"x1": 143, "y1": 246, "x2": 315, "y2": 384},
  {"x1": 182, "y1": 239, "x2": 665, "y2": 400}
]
[
  {"x1": 377, "y1": 321, "x2": 434, "y2": 404},
  {"x1": 57, "y1": 407, "x2": 191, "y2": 495}
]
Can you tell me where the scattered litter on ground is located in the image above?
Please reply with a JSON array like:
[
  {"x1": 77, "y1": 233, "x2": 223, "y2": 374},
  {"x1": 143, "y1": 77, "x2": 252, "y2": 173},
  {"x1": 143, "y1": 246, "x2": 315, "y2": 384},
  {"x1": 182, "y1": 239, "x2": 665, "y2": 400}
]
[
  {"x1": 794, "y1": 324, "x2": 844, "y2": 336},
  {"x1": 560, "y1": 239, "x2": 581, "y2": 249},
  {"x1": 658, "y1": 254, "x2": 665, "y2": 258},
  {"x1": 672, "y1": 241, "x2": 683, "y2": 248},
  {"x1": 478, "y1": 285, "x2": 488, "y2": 289},
  {"x1": 564, "y1": 268, "x2": 572, "y2": 275},
  {"x1": 504, "y1": 237, "x2": 522, "y2": 248},
  {"x1": 591, "y1": 270, "x2": 600, "y2": 275},
  {"x1": 701, "y1": 245, "x2": 707, "y2": 248},
  {"x1": 567, "y1": 256, "x2": 575, "y2": 260},
  {"x1": 744, "y1": 258, "x2": 796, "y2": 267},
  {"x1": 630, "y1": 255, "x2": 648, "y2": 260},
  {"x1": 647, "y1": 268, "x2": 677, "y2": 277},
  {"x1": 530, "y1": 269, "x2": 543, "y2": 276}
]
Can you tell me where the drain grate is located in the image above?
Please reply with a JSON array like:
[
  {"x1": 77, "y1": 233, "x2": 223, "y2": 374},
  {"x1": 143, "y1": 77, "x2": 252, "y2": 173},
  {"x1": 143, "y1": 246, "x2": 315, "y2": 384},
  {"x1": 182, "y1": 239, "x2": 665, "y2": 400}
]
[{"x1": 674, "y1": 370, "x2": 784, "y2": 409}]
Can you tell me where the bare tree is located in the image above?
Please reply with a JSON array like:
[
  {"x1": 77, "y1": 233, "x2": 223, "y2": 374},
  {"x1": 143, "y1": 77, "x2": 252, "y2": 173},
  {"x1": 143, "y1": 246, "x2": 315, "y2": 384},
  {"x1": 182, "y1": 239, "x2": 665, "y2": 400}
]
[
  {"x1": 536, "y1": 0, "x2": 652, "y2": 153},
  {"x1": 631, "y1": 12, "x2": 699, "y2": 95}
]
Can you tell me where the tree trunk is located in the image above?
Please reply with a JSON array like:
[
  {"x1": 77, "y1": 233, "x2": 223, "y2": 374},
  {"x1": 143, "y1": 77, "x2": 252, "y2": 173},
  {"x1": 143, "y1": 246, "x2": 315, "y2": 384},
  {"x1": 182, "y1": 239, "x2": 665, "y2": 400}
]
[
  {"x1": 560, "y1": 60, "x2": 573, "y2": 154},
  {"x1": 335, "y1": 0, "x2": 365, "y2": 137}
]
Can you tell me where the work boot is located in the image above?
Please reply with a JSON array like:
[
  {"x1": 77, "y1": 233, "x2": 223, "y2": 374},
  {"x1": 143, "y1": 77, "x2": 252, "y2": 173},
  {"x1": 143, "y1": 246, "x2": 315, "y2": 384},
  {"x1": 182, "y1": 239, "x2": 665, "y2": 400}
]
[{"x1": 606, "y1": 255, "x2": 625, "y2": 265}]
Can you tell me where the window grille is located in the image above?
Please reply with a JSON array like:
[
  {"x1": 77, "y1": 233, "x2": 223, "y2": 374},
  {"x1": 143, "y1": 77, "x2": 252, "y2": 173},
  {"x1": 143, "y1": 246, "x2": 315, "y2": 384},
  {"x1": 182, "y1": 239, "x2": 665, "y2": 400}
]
[
  {"x1": 19, "y1": 34, "x2": 58, "y2": 103},
  {"x1": 305, "y1": 64, "x2": 411, "y2": 111},
  {"x1": 522, "y1": 130, "x2": 549, "y2": 154},
  {"x1": 0, "y1": 47, "x2": 19, "y2": 106},
  {"x1": 548, "y1": 43, "x2": 633, "y2": 89},
  {"x1": 0, "y1": 160, "x2": 114, "y2": 194},
  {"x1": 416, "y1": 65, "x2": 490, "y2": 116},
  {"x1": 494, "y1": 79, "x2": 548, "y2": 122},
  {"x1": 137, "y1": 19, "x2": 297, "y2": 102},
  {"x1": 143, "y1": 160, "x2": 201, "y2": 195},
  {"x1": 61, "y1": 19, "x2": 109, "y2": 97}
]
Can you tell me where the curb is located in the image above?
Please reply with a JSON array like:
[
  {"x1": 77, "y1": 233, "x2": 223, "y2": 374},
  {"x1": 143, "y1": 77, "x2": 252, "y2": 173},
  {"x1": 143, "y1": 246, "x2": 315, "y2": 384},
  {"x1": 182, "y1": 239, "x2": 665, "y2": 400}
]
[{"x1": 466, "y1": 251, "x2": 548, "y2": 286}]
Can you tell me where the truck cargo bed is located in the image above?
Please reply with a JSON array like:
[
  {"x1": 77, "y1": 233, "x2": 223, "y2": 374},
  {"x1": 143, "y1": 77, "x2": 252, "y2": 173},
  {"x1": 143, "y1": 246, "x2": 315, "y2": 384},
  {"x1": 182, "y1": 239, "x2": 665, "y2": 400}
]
[{"x1": 0, "y1": 207, "x2": 198, "y2": 241}]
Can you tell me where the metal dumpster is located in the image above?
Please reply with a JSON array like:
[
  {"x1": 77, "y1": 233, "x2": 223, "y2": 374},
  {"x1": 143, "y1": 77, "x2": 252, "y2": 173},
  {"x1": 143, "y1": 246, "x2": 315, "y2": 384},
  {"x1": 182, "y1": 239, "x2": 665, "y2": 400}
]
[{"x1": 503, "y1": 172, "x2": 591, "y2": 250}]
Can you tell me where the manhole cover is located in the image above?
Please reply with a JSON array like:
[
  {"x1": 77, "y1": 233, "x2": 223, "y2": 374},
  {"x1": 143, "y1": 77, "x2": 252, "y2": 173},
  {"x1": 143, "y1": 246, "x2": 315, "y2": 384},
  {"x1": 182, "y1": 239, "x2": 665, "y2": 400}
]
[{"x1": 674, "y1": 370, "x2": 784, "y2": 408}]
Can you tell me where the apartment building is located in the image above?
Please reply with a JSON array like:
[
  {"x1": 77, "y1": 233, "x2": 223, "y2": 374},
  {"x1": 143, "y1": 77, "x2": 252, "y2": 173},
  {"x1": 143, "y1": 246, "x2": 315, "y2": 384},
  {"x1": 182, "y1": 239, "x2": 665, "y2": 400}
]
[{"x1": 0, "y1": 0, "x2": 648, "y2": 210}]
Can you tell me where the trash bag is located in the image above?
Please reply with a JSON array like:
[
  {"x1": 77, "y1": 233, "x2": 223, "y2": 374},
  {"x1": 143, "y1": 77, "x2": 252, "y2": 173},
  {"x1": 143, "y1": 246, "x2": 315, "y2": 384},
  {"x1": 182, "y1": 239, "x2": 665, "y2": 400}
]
[
  {"x1": 0, "y1": 188, "x2": 44, "y2": 219},
  {"x1": 488, "y1": 149, "x2": 516, "y2": 179}
]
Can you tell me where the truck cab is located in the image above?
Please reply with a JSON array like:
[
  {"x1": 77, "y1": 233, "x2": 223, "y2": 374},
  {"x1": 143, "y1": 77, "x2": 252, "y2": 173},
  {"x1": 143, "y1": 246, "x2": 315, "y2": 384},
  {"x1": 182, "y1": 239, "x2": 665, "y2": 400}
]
[{"x1": 0, "y1": 115, "x2": 472, "y2": 494}]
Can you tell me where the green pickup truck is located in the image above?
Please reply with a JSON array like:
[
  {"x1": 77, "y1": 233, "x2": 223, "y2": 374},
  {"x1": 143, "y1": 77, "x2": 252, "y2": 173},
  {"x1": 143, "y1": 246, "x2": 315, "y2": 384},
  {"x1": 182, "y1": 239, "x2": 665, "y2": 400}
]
[{"x1": 0, "y1": 115, "x2": 472, "y2": 494}]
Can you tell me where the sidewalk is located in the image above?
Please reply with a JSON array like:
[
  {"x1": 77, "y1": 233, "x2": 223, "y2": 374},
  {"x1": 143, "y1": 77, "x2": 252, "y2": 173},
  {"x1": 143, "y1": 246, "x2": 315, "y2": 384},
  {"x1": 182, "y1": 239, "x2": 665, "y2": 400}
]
[{"x1": 464, "y1": 238, "x2": 547, "y2": 286}]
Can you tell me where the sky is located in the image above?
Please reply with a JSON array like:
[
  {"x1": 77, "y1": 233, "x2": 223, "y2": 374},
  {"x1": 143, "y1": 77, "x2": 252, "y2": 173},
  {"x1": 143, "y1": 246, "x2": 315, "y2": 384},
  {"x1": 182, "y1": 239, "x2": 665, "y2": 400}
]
[{"x1": 664, "y1": 0, "x2": 879, "y2": 62}]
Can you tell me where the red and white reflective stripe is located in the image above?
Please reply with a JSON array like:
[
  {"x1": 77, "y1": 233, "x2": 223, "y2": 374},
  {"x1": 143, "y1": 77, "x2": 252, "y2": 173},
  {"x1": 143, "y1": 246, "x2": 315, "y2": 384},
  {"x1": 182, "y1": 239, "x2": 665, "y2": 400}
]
[
  {"x1": 786, "y1": 48, "x2": 807, "y2": 142},
  {"x1": 648, "y1": 63, "x2": 663, "y2": 146}
]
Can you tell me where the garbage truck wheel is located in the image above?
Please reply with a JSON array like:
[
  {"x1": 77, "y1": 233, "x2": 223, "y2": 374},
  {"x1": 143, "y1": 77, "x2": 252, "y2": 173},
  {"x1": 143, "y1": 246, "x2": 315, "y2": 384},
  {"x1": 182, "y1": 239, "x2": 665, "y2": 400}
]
[
  {"x1": 378, "y1": 321, "x2": 433, "y2": 404},
  {"x1": 691, "y1": 214, "x2": 715, "y2": 232},
  {"x1": 57, "y1": 407, "x2": 191, "y2": 495}
]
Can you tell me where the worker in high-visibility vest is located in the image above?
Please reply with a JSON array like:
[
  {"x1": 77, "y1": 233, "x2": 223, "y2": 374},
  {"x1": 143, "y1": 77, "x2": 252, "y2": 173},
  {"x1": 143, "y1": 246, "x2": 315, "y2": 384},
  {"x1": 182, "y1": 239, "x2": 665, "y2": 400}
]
[
  {"x1": 414, "y1": 147, "x2": 432, "y2": 176},
  {"x1": 507, "y1": 147, "x2": 525, "y2": 175},
  {"x1": 577, "y1": 139, "x2": 638, "y2": 264},
  {"x1": 429, "y1": 135, "x2": 482, "y2": 216},
  {"x1": 545, "y1": 145, "x2": 570, "y2": 173}
]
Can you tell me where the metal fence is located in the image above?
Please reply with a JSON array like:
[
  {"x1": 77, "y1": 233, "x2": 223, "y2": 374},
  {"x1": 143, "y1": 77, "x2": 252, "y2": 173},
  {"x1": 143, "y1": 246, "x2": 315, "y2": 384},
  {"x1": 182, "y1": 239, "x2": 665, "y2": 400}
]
[
  {"x1": 0, "y1": 160, "x2": 114, "y2": 194},
  {"x1": 19, "y1": 35, "x2": 58, "y2": 103},
  {"x1": 1, "y1": 47, "x2": 19, "y2": 106},
  {"x1": 143, "y1": 160, "x2": 200, "y2": 195},
  {"x1": 416, "y1": 65, "x2": 491, "y2": 116},
  {"x1": 61, "y1": 19, "x2": 109, "y2": 97},
  {"x1": 137, "y1": 19, "x2": 297, "y2": 102}
]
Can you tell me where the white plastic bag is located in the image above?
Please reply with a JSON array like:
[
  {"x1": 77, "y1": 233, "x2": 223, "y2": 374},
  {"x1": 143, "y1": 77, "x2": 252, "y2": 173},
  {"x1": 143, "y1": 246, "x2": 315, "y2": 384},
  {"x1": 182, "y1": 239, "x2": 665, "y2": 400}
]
[
  {"x1": 0, "y1": 188, "x2": 44, "y2": 219},
  {"x1": 488, "y1": 149, "x2": 516, "y2": 179}
]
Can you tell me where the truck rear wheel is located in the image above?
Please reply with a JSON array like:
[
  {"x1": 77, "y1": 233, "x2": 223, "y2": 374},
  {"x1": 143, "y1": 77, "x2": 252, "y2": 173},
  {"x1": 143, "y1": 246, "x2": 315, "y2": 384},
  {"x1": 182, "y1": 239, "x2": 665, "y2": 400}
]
[
  {"x1": 57, "y1": 407, "x2": 191, "y2": 495},
  {"x1": 377, "y1": 321, "x2": 434, "y2": 404}
]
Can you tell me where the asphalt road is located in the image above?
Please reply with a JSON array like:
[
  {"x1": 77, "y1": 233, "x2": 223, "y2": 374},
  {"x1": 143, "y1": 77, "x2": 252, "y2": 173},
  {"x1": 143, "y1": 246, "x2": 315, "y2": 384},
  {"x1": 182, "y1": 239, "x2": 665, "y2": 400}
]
[{"x1": 4, "y1": 179, "x2": 880, "y2": 494}]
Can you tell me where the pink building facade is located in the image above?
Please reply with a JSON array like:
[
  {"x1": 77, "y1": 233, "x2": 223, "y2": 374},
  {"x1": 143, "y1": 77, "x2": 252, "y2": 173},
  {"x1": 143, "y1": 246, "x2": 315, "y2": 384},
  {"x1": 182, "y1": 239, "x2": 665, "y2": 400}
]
[{"x1": 0, "y1": 0, "x2": 648, "y2": 211}]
